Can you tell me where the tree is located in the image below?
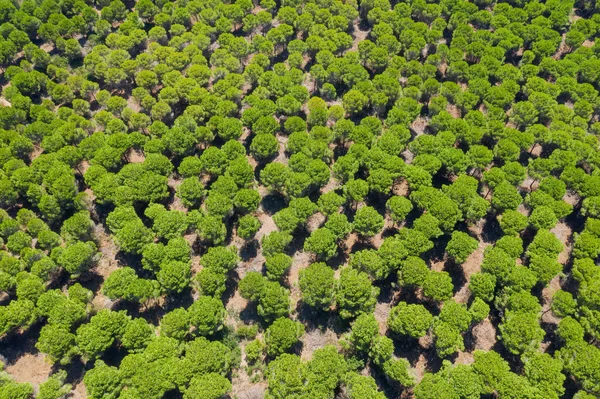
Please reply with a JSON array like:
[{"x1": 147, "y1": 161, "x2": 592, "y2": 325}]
[
  {"x1": 353, "y1": 206, "x2": 384, "y2": 238},
  {"x1": 529, "y1": 206, "x2": 558, "y2": 230},
  {"x1": 446, "y1": 231, "x2": 478, "y2": 264},
  {"x1": 492, "y1": 182, "x2": 522, "y2": 211},
  {"x1": 262, "y1": 231, "x2": 292, "y2": 257},
  {"x1": 386, "y1": 196, "x2": 413, "y2": 225},
  {"x1": 343, "y1": 89, "x2": 369, "y2": 115},
  {"x1": 499, "y1": 312, "x2": 545, "y2": 355},
  {"x1": 188, "y1": 296, "x2": 226, "y2": 336},
  {"x1": 157, "y1": 261, "x2": 191, "y2": 294},
  {"x1": 184, "y1": 373, "x2": 231, "y2": 399},
  {"x1": 36, "y1": 323, "x2": 77, "y2": 365},
  {"x1": 469, "y1": 273, "x2": 496, "y2": 302},
  {"x1": 347, "y1": 312, "x2": 378, "y2": 353},
  {"x1": 423, "y1": 271, "x2": 454, "y2": 302},
  {"x1": 498, "y1": 211, "x2": 527, "y2": 237},
  {"x1": 159, "y1": 308, "x2": 190, "y2": 341},
  {"x1": 115, "y1": 220, "x2": 154, "y2": 254},
  {"x1": 250, "y1": 134, "x2": 279, "y2": 160},
  {"x1": 433, "y1": 322, "x2": 464, "y2": 358},
  {"x1": 83, "y1": 360, "x2": 122, "y2": 399},
  {"x1": 304, "y1": 228, "x2": 338, "y2": 260},
  {"x1": 299, "y1": 262, "x2": 335, "y2": 311},
  {"x1": 122, "y1": 318, "x2": 155, "y2": 352},
  {"x1": 388, "y1": 302, "x2": 433, "y2": 338},
  {"x1": 258, "y1": 281, "x2": 291, "y2": 322},
  {"x1": 336, "y1": 267, "x2": 379, "y2": 319},
  {"x1": 265, "y1": 317, "x2": 305, "y2": 357},
  {"x1": 265, "y1": 253, "x2": 292, "y2": 280},
  {"x1": 237, "y1": 215, "x2": 261, "y2": 239},
  {"x1": 414, "y1": 373, "x2": 459, "y2": 399},
  {"x1": 524, "y1": 352, "x2": 566, "y2": 399}
]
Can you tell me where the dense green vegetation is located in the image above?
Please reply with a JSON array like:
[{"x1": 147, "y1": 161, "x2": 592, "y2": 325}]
[{"x1": 0, "y1": 0, "x2": 600, "y2": 397}]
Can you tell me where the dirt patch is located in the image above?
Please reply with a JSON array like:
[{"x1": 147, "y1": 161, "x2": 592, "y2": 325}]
[
  {"x1": 410, "y1": 117, "x2": 428, "y2": 136},
  {"x1": 274, "y1": 135, "x2": 289, "y2": 165},
  {"x1": 374, "y1": 301, "x2": 391, "y2": 335},
  {"x1": 563, "y1": 192, "x2": 579, "y2": 207},
  {"x1": 551, "y1": 222, "x2": 573, "y2": 265},
  {"x1": 446, "y1": 104, "x2": 461, "y2": 118},
  {"x1": 300, "y1": 328, "x2": 339, "y2": 361},
  {"x1": 69, "y1": 381, "x2": 87, "y2": 399},
  {"x1": 5, "y1": 353, "x2": 52, "y2": 392},
  {"x1": 472, "y1": 318, "x2": 497, "y2": 351},
  {"x1": 454, "y1": 350, "x2": 474, "y2": 365},
  {"x1": 411, "y1": 354, "x2": 429, "y2": 384},
  {"x1": 126, "y1": 96, "x2": 141, "y2": 113},
  {"x1": 350, "y1": 21, "x2": 369, "y2": 52},
  {"x1": 128, "y1": 150, "x2": 145, "y2": 163},
  {"x1": 517, "y1": 203, "x2": 530, "y2": 217},
  {"x1": 541, "y1": 276, "x2": 562, "y2": 325},
  {"x1": 454, "y1": 240, "x2": 489, "y2": 304},
  {"x1": 307, "y1": 213, "x2": 326, "y2": 233},
  {"x1": 289, "y1": 251, "x2": 312, "y2": 312}
]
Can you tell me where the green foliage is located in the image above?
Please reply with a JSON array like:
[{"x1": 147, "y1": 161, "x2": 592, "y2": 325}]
[
  {"x1": 336, "y1": 267, "x2": 379, "y2": 319},
  {"x1": 388, "y1": 302, "x2": 433, "y2": 338},
  {"x1": 445, "y1": 231, "x2": 478, "y2": 264},
  {"x1": 265, "y1": 317, "x2": 305, "y2": 357}
]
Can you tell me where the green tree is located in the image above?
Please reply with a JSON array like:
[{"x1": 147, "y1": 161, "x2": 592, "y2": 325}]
[
  {"x1": 388, "y1": 302, "x2": 433, "y2": 338},
  {"x1": 336, "y1": 267, "x2": 379, "y2": 319},
  {"x1": 299, "y1": 262, "x2": 335, "y2": 311},
  {"x1": 353, "y1": 206, "x2": 384, "y2": 238},
  {"x1": 446, "y1": 231, "x2": 478, "y2": 264},
  {"x1": 265, "y1": 317, "x2": 305, "y2": 357}
]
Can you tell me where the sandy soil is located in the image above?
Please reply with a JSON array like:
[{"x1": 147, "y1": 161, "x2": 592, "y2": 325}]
[
  {"x1": 410, "y1": 117, "x2": 428, "y2": 136},
  {"x1": 289, "y1": 250, "x2": 312, "y2": 311},
  {"x1": 472, "y1": 318, "x2": 497, "y2": 351},
  {"x1": 300, "y1": 328, "x2": 339, "y2": 361},
  {"x1": 541, "y1": 276, "x2": 562, "y2": 325},
  {"x1": 454, "y1": 241, "x2": 488, "y2": 304},
  {"x1": 551, "y1": 222, "x2": 573, "y2": 265},
  {"x1": 350, "y1": 21, "x2": 369, "y2": 53},
  {"x1": 374, "y1": 301, "x2": 392, "y2": 335},
  {"x1": 5, "y1": 353, "x2": 52, "y2": 393}
]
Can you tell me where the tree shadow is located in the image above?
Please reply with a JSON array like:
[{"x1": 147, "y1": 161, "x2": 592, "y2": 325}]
[
  {"x1": 0, "y1": 322, "x2": 43, "y2": 365},
  {"x1": 260, "y1": 193, "x2": 286, "y2": 215},
  {"x1": 240, "y1": 239, "x2": 259, "y2": 261},
  {"x1": 481, "y1": 216, "x2": 503, "y2": 243}
]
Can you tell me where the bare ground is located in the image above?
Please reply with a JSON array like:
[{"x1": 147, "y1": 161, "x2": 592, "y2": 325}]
[
  {"x1": 374, "y1": 301, "x2": 392, "y2": 335},
  {"x1": 551, "y1": 222, "x2": 573, "y2": 265},
  {"x1": 453, "y1": 241, "x2": 489, "y2": 304},
  {"x1": 5, "y1": 353, "x2": 52, "y2": 393},
  {"x1": 541, "y1": 276, "x2": 562, "y2": 325},
  {"x1": 350, "y1": 21, "x2": 369, "y2": 53},
  {"x1": 300, "y1": 328, "x2": 339, "y2": 361},
  {"x1": 289, "y1": 251, "x2": 312, "y2": 312},
  {"x1": 472, "y1": 318, "x2": 497, "y2": 351}
]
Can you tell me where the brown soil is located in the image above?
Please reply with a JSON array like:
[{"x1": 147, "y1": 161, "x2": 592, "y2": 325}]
[
  {"x1": 541, "y1": 276, "x2": 562, "y2": 325},
  {"x1": 551, "y1": 222, "x2": 573, "y2": 265},
  {"x1": 374, "y1": 301, "x2": 391, "y2": 335},
  {"x1": 128, "y1": 150, "x2": 145, "y2": 163},
  {"x1": 410, "y1": 117, "x2": 428, "y2": 136},
  {"x1": 70, "y1": 381, "x2": 87, "y2": 399},
  {"x1": 300, "y1": 328, "x2": 339, "y2": 361},
  {"x1": 350, "y1": 21, "x2": 369, "y2": 53},
  {"x1": 472, "y1": 318, "x2": 497, "y2": 351},
  {"x1": 454, "y1": 241, "x2": 489, "y2": 304},
  {"x1": 5, "y1": 353, "x2": 52, "y2": 392},
  {"x1": 446, "y1": 104, "x2": 461, "y2": 118},
  {"x1": 289, "y1": 250, "x2": 312, "y2": 312},
  {"x1": 454, "y1": 350, "x2": 475, "y2": 365}
]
